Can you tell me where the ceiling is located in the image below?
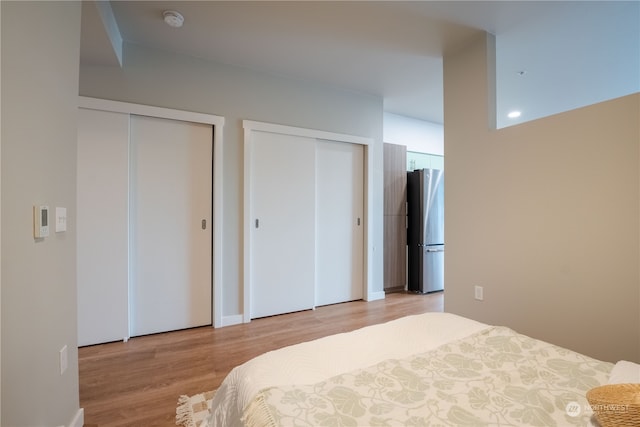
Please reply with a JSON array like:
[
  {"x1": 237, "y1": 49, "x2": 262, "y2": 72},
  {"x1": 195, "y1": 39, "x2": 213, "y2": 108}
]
[{"x1": 80, "y1": 1, "x2": 639, "y2": 126}]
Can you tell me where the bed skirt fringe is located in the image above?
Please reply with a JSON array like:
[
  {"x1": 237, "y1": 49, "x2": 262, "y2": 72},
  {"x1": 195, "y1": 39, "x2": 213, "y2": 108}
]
[
  {"x1": 176, "y1": 394, "x2": 196, "y2": 427},
  {"x1": 241, "y1": 393, "x2": 277, "y2": 427}
]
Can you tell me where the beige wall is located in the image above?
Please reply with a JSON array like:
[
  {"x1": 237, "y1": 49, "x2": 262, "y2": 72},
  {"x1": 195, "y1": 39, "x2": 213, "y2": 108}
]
[
  {"x1": 1, "y1": 2, "x2": 81, "y2": 425},
  {"x1": 79, "y1": 43, "x2": 385, "y2": 318},
  {"x1": 444, "y1": 34, "x2": 640, "y2": 363}
]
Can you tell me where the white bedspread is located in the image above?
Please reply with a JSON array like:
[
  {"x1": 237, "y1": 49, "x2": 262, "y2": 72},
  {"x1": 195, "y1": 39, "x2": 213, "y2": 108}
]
[
  {"x1": 207, "y1": 312, "x2": 489, "y2": 427},
  {"x1": 244, "y1": 326, "x2": 612, "y2": 427}
]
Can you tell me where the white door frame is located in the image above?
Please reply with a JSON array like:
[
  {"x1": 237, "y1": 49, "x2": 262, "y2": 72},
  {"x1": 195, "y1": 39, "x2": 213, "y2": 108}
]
[
  {"x1": 77, "y1": 97, "x2": 225, "y2": 328},
  {"x1": 243, "y1": 120, "x2": 374, "y2": 323}
]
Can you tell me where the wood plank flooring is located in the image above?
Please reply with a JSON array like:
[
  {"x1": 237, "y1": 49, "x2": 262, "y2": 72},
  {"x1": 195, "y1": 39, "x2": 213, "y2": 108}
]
[{"x1": 80, "y1": 292, "x2": 443, "y2": 426}]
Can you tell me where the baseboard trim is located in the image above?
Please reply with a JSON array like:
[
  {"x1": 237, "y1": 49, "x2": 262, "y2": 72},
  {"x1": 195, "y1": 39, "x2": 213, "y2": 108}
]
[
  {"x1": 384, "y1": 285, "x2": 407, "y2": 294},
  {"x1": 70, "y1": 408, "x2": 84, "y2": 427},
  {"x1": 366, "y1": 291, "x2": 386, "y2": 302},
  {"x1": 220, "y1": 314, "x2": 243, "y2": 327}
]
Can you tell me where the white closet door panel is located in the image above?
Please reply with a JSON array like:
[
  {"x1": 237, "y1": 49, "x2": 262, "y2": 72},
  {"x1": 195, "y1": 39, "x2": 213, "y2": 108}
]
[
  {"x1": 251, "y1": 132, "x2": 315, "y2": 318},
  {"x1": 316, "y1": 140, "x2": 364, "y2": 306},
  {"x1": 130, "y1": 115, "x2": 212, "y2": 336},
  {"x1": 77, "y1": 108, "x2": 130, "y2": 346}
]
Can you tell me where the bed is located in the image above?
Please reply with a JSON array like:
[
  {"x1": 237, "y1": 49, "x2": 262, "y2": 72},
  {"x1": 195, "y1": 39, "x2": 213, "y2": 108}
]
[{"x1": 207, "y1": 312, "x2": 634, "y2": 427}]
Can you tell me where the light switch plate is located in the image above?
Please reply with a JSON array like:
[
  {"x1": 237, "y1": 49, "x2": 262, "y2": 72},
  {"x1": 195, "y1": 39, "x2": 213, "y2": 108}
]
[{"x1": 55, "y1": 207, "x2": 67, "y2": 232}]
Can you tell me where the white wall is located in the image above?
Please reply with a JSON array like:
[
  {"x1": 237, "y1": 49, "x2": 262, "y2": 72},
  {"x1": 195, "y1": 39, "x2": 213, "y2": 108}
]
[
  {"x1": 495, "y1": 1, "x2": 640, "y2": 129},
  {"x1": 1, "y1": 2, "x2": 82, "y2": 426},
  {"x1": 79, "y1": 43, "x2": 384, "y2": 320},
  {"x1": 383, "y1": 112, "x2": 443, "y2": 155},
  {"x1": 444, "y1": 33, "x2": 640, "y2": 363}
]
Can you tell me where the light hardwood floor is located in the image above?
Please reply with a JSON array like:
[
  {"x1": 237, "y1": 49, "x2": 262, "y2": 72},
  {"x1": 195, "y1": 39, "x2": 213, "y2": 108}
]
[{"x1": 80, "y1": 291, "x2": 443, "y2": 426}]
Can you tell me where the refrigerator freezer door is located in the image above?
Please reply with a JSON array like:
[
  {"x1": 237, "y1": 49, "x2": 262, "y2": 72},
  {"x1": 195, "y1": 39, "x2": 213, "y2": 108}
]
[{"x1": 423, "y1": 245, "x2": 444, "y2": 292}]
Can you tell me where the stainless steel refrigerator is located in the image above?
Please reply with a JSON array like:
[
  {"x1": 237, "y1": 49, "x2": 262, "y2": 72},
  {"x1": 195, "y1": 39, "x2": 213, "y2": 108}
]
[{"x1": 407, "y1": 168, "x2": 444, "y2": 293}]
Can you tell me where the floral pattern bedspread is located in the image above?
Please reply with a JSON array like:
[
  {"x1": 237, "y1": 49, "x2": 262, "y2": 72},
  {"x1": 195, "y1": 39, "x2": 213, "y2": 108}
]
[{"x1": 242, "y1": 326, "x2": 612, "y2": 426}]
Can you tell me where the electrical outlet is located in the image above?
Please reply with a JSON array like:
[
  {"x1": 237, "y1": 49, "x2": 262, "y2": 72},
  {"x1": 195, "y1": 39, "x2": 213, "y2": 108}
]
[
  {"x1": 59, "y1": 345, "x2": 68, "y2": 375},
  {"x1": 474, "y1": 285, "x2": 484, "y2": 301}
]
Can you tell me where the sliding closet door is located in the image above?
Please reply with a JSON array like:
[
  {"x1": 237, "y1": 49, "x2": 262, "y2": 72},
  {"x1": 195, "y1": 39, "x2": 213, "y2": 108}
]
[
  {"x1": 250, "y1": 131, "x2": 316, "y2": 318},
  {"x1": 130, "y1": 115, "x2": 212, "y2": 336},
  {"x1": 316, "y1": 140, "x2": 364, "y2": 306},
  {"x1": 77, "y1": 108, "x2": 130, "y2": 346}
]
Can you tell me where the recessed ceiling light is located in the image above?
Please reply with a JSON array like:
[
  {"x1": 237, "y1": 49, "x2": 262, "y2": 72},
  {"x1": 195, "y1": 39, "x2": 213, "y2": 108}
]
[
  {"x1": 507, "y1": 111, "x2": 522, "y2": 119},
  {"x1": 163, "y1": 10, "x2": 184, "y2": 28}
]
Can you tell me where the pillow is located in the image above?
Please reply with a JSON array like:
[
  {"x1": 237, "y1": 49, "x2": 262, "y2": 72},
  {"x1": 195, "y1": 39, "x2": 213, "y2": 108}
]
[{"x1": 608, "y1": 360, "x2": 640, "y2": 384}]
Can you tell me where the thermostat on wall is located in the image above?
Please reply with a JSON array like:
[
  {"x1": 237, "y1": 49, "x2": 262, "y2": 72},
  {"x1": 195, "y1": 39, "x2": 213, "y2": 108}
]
[{"x1": 33, "y1": 205, "x2": 49, "y2": 238}]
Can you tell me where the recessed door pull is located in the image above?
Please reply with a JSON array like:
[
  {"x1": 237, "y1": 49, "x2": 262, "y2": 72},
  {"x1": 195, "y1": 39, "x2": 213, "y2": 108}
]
[
  {"x1": 201, "y1": 219, "x2": 206, "y2": 229},
  {"x1": 255, "y1": 219, "x2": 259, "y2": 229}
]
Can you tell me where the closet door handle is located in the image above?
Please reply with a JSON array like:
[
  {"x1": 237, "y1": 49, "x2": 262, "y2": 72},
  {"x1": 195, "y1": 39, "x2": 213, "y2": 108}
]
[{"x1": 202, "y1": 219, "x2": 207, "y2": 230}]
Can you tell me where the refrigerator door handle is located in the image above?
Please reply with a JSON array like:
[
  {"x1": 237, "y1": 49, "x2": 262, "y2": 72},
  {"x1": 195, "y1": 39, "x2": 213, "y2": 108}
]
[{"x1": 425, "y1": 248, "x2": 445, "y2": 253}]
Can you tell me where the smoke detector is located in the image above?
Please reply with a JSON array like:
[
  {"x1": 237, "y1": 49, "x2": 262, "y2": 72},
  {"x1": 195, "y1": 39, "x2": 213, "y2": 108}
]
[{"x1": 163, "y1": 10, "x2": 184, "y2": 28}]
